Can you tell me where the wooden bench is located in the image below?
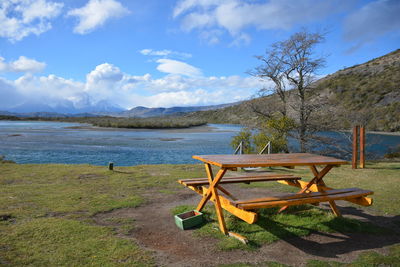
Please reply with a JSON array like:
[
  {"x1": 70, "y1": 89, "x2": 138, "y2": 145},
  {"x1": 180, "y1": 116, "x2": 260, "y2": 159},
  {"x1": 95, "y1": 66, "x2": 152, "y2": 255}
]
[
  {"x1": 178, "y1": 174, "x2": 301, "y2": 187},
  {"x1": 231, "y1": 187, "x2": 373, "y2": 210}
]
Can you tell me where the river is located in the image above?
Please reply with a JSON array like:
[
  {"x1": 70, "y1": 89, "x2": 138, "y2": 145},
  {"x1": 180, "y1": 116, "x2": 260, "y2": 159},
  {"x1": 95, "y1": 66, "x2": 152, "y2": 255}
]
[{"x1": 0, "y1": 121, "x2": 398, "y2": 166}]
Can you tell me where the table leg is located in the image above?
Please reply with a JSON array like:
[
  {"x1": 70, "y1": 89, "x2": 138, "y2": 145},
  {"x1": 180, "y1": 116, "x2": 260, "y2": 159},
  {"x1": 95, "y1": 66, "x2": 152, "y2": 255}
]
[
  {"x1": 309, "y1": 165, "x2": 341, "y2": 216},
  {"x1": 301, "y1": 165, "x2": 333, "y2": 193},
  {"x1": 196, "y1": 164, "x2": 228, "y2": 234},
  {"x1": 279, "y1": 165, "x2": 335, "y2": 214},
  {"x1": 217, "y1": 185, "x2": 237, "y2": 200}
]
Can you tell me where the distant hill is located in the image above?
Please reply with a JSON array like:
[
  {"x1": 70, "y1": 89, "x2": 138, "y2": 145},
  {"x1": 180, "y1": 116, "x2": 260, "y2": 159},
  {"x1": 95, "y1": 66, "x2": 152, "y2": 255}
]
[
  {"x1": 184, "y1": 49, "x2": 400, "y2": 132},
  {"x1": 0, "y1": 102, "x2": 241, "y2": 118},
  {"x1": 0, "y1": 111, "x2": 100, "y2": 118},
  {"x1": 6, "y1": 99, "x2": 124, "y2": 115},
  {"x1": 117, "y1": 102, "x2": 241, "y2": 118}
]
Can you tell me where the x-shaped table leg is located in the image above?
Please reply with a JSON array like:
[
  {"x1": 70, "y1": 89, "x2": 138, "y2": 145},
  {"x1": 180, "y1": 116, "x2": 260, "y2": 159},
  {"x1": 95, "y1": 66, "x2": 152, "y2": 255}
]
[
  {"x1": 196, "y1": 164, "x2": 228, "y2": 234},
  {"x1": 309, "y1": 165, "x2": 341, "y2": 216},
  {"x1": 279, "y1": 164, "x2": 341, "y2": 216}
]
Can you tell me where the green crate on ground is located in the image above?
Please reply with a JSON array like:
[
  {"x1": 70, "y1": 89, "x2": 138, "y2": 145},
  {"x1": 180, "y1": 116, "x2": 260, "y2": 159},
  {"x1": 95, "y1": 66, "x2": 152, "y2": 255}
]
[{"x1": 174, "y1": 210, "x2": 203, "y2": 230}]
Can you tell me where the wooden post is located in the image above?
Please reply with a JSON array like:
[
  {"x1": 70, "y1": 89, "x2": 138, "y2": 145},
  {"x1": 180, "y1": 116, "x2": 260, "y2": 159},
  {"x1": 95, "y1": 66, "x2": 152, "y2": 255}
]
[
  {"x1": 352, "y1": 126, "x2": 359, "y2": 169},
  {"x1": 359, "y1": 126, "x2": 365, "y2": 168}
]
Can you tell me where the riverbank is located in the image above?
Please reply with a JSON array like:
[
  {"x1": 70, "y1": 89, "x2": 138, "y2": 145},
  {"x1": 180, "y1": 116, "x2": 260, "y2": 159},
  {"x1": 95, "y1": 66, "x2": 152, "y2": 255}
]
[
  {"x1": 0, "y1": 115, "x2": 208, "y2": 130},
  {"x1": 0, "y1": 162, "x2": 399, "y2": 266},
  {"x1": 368, "y1": 130, "x2": 400, "y2": 136},
  {"x1": 65, "y1": 124, "x2": 222, "y2": 133}
]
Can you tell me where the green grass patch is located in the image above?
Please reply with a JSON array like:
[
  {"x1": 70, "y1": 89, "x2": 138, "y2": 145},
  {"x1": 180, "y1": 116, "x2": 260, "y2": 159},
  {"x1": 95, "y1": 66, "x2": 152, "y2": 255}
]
[
  {"x1": 170, "y1": 205, "x2": 198, "y2": 215},
  {"x1": 0, "y1": 163, "x2": 205, "y2": 266},
  {"x1": 0, "y1": 163, "x2": 204, "y2": 219},
  {"x1": 306, "y1": 243, "x2": 400, "y2": 266},
  {"x1": 173, "y1": 205, "x2": 388, "y2": 251},
  {"x1": 217, "y1": 244, "x2": 400, "y2": 267},
  {"x1": 0, "y1": 217, "x2": 153, "y2": 266}
]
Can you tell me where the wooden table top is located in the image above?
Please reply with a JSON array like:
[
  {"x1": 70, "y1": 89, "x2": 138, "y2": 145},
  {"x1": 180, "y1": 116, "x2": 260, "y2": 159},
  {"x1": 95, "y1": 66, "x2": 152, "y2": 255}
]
[{"x1": 192, "y1": 153, "x2": 348, "y2": 168}]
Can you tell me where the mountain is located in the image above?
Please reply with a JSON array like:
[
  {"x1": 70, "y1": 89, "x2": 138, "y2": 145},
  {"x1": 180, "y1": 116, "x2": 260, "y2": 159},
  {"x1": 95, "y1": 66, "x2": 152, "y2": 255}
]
[
  {"x1": 6, "y1": 99, "x2": 124, "y2": 115},
  {"x1": 184, "y1": 49, "x2": 400, "y2": 132},
  {"x1": 119, "y1": 102, "x2": 241, "y2": 118},
  {"x1": 0, "y1": 111, "x2": 101, "y2": 118},
  {"x1": 1, "y1": 102, "x2": 241, "y2": 118}
]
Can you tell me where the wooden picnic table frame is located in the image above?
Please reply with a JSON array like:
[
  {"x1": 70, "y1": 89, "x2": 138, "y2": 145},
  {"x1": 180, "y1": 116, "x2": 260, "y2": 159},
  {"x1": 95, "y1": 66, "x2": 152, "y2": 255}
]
[{"x1": 184, "y1": 153, "x2": 373, "y2": 241}]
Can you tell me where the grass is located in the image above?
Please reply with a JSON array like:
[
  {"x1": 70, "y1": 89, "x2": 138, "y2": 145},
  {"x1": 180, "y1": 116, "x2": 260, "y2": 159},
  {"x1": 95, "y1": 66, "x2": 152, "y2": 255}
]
[
  {"x1": 219, "y1": 263, "x2": 290, "y2": 267},
  {"x1": 0, "y1": 163, "x2": 204, "y2": 266},
  {"x1": 218, "y1": 244, "x2": 400, "y2": 266},
  {"x1": 0, "y1": 218, "x2": 152, "y2": 266},
  {"x1": 172, "y1": 204, "x2": 388, "y2": 251},
  {"x1": 1, "y1": 161, "x2": 399, "y2": 266}
]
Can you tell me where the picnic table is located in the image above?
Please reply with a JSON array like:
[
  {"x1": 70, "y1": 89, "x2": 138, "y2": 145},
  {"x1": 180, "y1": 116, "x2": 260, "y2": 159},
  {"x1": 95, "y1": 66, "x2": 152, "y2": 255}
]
[{"x1": 178, "y1": 153, "x2": 373, "y2": 243}]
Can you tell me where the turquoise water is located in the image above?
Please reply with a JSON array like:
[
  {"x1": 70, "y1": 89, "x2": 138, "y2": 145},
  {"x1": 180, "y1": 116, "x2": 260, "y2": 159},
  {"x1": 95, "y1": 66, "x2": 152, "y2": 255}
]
[{"x1": 0, "y1": 121, "x2": 399, "y2": 166}]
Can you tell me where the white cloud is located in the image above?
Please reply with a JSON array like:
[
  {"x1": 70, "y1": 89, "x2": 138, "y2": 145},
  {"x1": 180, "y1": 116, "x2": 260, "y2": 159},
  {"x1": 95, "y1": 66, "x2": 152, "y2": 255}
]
[
  {"x1": 198, "y1": 29, "x2": 223, "y2": 44},
  {"x1": 85, "y1": 63, "x2": 125, "y2": 103},
  {"x1": 15, "y1": 73, "x2": 83, "y2": 101},
  {"x1": 0, "y1": 78, "x2": 23, "y2": 108},
  {"x1": 0, "y1": 57, "x2": 7, "y2": 72},
  {"x1": 67, "y1": 0, "x2": 130, "y2": 34},
  {"x1": 156, "y1": 59, "x2": 202, "y2": 77},
  {"x1": 146, "y1": 89, "x2": 223, "y2": 107},
  {"x1": 343, "y1": 0, "x2": 400, "y2": 50},
  {"x1": 0, "y1": 0, "x2": 63, "y2": 42},
  {"x1": 173, "y1": 0, "x2": 344, "y2": 44},
  {"x1": 173, "y1": 0, "x2": 225, "y2": 18},
  {"x1": 86, "y1": 63, "x2": 123, "y2": 84},
  {"x1": 139, "y1": 49, "x2": 192, "y2": 58},
  {"x1": 0, "y1": 56, "x2": 46, "y2": 73},
  {"x1": 0, "y1": 62, "x2": 265, "y2": 111}
]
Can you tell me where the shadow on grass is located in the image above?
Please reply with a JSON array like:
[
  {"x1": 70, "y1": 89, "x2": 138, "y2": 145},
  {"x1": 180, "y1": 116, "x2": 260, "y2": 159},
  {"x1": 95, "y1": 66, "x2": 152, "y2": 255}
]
[{"x1": 253, "y1": 206, "x2": 400, "y2": 258}]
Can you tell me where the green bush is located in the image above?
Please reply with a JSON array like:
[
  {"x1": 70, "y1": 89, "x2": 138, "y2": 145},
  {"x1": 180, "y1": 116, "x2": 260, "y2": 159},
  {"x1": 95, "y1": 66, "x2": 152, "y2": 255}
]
[
  {"x1": 231, "y1": 128, "x2": 253, "y2": 154},
  {"x1": 231, "y1": 115, "x2": 296, "y2": 154}
]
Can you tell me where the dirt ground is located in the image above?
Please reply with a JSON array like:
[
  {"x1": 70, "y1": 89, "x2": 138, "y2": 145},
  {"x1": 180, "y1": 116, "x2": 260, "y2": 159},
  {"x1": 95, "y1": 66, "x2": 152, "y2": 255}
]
[{"x1": 93, "y1": 184, "x2": 400, "y2": 267}]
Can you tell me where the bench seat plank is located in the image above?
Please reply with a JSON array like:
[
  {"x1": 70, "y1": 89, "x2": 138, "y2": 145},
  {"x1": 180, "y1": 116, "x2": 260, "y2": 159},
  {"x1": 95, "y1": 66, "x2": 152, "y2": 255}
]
[
  {"x1": 179, "y1": 174, "x2": 301, "y2": 186},
  {"x1": 233, "y1": 188, "x2": 373, "y2": 210},
  {"x1": 233, "y1": 188, "x2": 358, "y2": 205}
]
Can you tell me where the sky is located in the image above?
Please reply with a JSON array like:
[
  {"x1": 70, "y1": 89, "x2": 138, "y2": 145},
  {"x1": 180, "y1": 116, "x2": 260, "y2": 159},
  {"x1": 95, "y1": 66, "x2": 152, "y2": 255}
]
[{"x1": 0, "y1": 0, "x2": 399, "y2": 112}]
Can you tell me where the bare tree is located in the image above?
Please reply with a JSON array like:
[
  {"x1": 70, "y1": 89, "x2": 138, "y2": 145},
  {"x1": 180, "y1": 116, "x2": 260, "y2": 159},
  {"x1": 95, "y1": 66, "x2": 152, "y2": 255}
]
[
  {"x1": 251, "y1": 30, "x2": 326, "y2": 152},
  {"x1": 249, "y1": 44, "x2": 288, "y2": 116}
]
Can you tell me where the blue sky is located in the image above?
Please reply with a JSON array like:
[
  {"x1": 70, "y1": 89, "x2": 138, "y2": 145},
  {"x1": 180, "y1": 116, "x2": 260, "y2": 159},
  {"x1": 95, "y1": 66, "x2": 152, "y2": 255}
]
[{"x1": 0, "y1": 0, "x2": 399, "y2": 112}]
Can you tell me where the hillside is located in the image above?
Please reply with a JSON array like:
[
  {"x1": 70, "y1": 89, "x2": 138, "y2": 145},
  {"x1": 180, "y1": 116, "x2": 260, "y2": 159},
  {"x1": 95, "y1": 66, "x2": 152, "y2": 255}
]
[
  {"x1": 315, "y1": 49, "x2": 400, "y2": 131},
  {"x1": 118, "y1": 102, "x2": 240, "y2": 117},
  {"x1": 185, "y1": 49, "x2": 400, "y2": 132}
]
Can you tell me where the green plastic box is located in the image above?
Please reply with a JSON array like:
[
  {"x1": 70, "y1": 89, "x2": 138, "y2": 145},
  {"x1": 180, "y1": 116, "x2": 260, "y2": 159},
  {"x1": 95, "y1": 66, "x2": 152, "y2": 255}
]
[{"x1": 174, "y1": 210, "x2": 203, "y2": 230}]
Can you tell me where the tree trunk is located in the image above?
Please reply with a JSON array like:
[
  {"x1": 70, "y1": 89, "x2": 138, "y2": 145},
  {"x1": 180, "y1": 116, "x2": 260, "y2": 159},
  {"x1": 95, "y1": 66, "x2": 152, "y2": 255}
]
[{"x1": 299, "y1": 87, "x2": 307, "y2": 152}]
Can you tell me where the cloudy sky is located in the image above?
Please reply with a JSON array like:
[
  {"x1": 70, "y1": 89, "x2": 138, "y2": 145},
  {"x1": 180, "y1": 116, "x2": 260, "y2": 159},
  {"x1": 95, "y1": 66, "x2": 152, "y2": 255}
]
[{"x1": 0, "y1": 0, "x2": 399, "y2": 112}]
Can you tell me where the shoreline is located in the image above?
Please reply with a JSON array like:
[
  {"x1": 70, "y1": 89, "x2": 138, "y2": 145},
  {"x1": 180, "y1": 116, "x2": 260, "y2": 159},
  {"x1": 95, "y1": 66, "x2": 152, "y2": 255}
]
[
  {"x1": 367, "y1": 131, "x2": 400, "y2": 136},
  {"x1": 341, "y1": 129, "x2": 400, "y2": 136},
  {"x1": 65, "y1": 124, "x2": 221, "y2": 133}
]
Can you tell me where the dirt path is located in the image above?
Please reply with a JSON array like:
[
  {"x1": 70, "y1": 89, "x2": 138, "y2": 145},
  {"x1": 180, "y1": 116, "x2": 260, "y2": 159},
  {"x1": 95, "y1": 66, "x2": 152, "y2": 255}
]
[{"x1": 93, "y1": 186, "x2": 400, "y2": 267}]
